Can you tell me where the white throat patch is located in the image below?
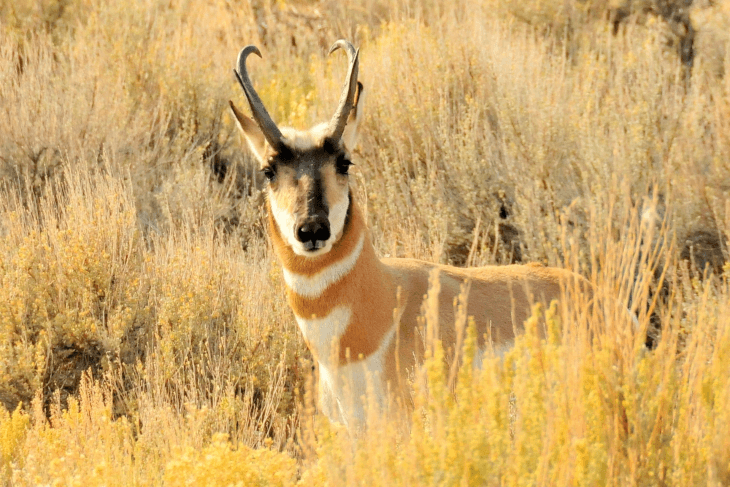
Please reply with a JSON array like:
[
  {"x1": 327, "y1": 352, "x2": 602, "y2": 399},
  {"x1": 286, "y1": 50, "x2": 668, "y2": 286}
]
[
  {"x1": 283, "y1": 232, "x2": 365, "y2": 299},
  {"x1": 295, "y1": 306, "x2": 352, "y2": 365}
]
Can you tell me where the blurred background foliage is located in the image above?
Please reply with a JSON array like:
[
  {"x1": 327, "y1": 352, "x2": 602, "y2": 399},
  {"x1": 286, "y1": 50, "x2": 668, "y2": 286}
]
[{"x1": 1, "y1": 0, "x2": 729, "y2": 484}]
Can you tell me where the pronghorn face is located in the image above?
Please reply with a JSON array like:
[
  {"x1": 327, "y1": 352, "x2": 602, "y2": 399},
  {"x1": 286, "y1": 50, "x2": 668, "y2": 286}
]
[
  {"x1": 259, "y1": 131, "x2": 355, "y2": 256},
  {"x1": 229, "y1": 41, "x2": 362, "y2": 257}
]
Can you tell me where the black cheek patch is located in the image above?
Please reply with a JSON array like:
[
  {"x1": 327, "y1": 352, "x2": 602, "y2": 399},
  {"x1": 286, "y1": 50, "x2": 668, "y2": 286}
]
[
  {"x1": 322, "y1": 137, "x2": 339, "y2": 155},
  {"x1": 273, "y1": 145, "x2": 294, "y2": 163}
]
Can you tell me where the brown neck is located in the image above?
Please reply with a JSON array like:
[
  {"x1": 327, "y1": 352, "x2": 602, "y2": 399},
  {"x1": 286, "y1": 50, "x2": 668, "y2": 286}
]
[
  {"x1": 267, "y1": 194, "x2": 363, "y2": 276},
  {"x1": 268, "y1": 197, "x2": 399, "y2": 363}
]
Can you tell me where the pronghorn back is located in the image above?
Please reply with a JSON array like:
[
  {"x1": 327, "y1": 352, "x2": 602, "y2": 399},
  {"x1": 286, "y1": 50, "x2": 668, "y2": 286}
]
[{"x1": 229, "y1": 40, "x2": 592, "y2": 429}]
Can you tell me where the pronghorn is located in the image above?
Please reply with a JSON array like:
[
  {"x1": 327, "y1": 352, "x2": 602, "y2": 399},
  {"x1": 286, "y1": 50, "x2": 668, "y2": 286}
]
[{"x1": 229, "y1": 40, "x2": 590, "y2": 428}]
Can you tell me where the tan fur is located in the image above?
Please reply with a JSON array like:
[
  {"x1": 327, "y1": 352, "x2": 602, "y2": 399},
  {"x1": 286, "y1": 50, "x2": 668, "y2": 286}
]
[
  {"x1": 270, "y1": 194, "x2": 588, "y2": 412},
  {"x1": 229, "y1": 48, "x2": 590, "y2": 427}
]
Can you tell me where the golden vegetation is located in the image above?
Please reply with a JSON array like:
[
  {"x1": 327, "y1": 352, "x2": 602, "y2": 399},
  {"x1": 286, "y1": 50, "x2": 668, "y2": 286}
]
[{"x1": 1, "y1": 0, "x2": 729, "y2": 485}]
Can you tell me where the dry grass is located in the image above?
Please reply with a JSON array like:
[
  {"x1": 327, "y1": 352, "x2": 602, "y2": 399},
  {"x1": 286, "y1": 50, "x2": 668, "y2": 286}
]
[{"x1": 1, "y1": 0, "x2": 730, "y2": 485}]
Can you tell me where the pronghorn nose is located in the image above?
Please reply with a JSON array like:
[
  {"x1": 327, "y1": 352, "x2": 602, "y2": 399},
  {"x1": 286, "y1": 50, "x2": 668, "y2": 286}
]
[{"x1": 296, "y1": 218, "x2": 331, "y2": 250}]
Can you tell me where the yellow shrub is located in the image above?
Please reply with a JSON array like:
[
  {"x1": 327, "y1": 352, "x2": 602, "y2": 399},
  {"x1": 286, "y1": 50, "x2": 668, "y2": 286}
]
[
  {"x1": 0, "y1": 172, "x2": 141, "y2": 409},
  {"x1": 164, "y1": 433, "x2": 297, "y2": 487},
  {"x1": 0, "y1": 405, "x2": 29, "y2": 481}
]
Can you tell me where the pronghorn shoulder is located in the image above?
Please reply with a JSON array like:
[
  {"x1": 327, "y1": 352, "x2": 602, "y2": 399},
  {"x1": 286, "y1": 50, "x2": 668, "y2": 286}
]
[
  {"x1": 380, "y1": 257, "x2": 437, "y2": 291},
  {"x1": 467, "y1": 262, "x2": 583, "y2": 285},
  {"x1": 382, "y1": 257, "x2": 580, "y2": 281},
  {"x1": 380, "y1": 257, "x2": 438, "y2": 273}
]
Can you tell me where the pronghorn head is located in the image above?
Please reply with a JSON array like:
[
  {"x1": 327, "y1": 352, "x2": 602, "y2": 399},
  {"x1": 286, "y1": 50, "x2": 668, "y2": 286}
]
[{"x1": 229, "y1": 40, "x2": 364, "y2": 257}]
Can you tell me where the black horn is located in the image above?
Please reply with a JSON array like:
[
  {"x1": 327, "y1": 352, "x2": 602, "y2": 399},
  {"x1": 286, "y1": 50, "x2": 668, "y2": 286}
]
[
  {"x1": 326, "y1": 40, "x2": 360, "y2": 143},
  {"x1": 234, "y1": 46, "x2": 284, "y2": 151}
]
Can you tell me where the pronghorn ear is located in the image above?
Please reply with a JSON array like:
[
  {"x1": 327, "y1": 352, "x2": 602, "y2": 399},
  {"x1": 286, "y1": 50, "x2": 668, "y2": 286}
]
[
  {"x1": 341, "y1": 82, "x2": 364, "y2": 152},
  {"x1": 229, "y1": 100, "x2": 267, "y2": 163}
]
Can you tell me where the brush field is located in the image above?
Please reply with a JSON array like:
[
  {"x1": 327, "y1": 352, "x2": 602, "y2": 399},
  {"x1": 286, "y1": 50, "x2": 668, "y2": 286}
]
[{"x1": 1, "y1": 0, "x2": 730, "y2": 485}]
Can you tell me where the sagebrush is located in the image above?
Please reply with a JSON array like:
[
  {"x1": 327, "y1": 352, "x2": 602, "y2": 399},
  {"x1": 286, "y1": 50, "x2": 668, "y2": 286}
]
[{"x1": 1, "y1": 0, "x2": 729, "y2": 485}]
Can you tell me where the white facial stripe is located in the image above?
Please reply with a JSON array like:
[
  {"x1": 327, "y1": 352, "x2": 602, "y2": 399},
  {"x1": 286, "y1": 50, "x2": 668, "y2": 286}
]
[
  {"x1": 295, "y1": 306, "x2": 352, "y2": 365},
  {"x1": 269, "y1": 192, "x2": 300, "y2": 251},
  {"x1": 325, "y1": 192, "x2": 350, "y2": 248},
  {"x1": 283, "y1": 232, "x2": 365, "y2": 298}
]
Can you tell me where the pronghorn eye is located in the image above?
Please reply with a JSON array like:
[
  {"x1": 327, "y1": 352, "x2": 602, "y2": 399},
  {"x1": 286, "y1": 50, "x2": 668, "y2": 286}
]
[
  {"x1": 336, "y1": 155, "x2": 353, "y2": 175},
  {"x1": 261, "y1": 166, "x2": 276, "y2": 182}
]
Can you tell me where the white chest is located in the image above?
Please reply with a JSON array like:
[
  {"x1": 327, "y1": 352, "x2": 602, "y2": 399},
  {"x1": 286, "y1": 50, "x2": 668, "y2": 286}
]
[
  {"x1": 294, "y1": 306, "x2": 396, "y2": 428},
  {"x1": 294, "y1": 306, "x2": 352, "y2": 365},
  {"x1": 318, "y1": 326, "x2": 396, "y2": 428}
]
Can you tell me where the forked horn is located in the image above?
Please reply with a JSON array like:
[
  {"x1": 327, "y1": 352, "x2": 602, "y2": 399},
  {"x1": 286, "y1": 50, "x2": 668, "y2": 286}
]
[
  {"x1": 234, "y1": 46, "x2": 284, "y2": 151},
  {"x1": 327, "y1": 40, "x2": 360, "y2": 142}
]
